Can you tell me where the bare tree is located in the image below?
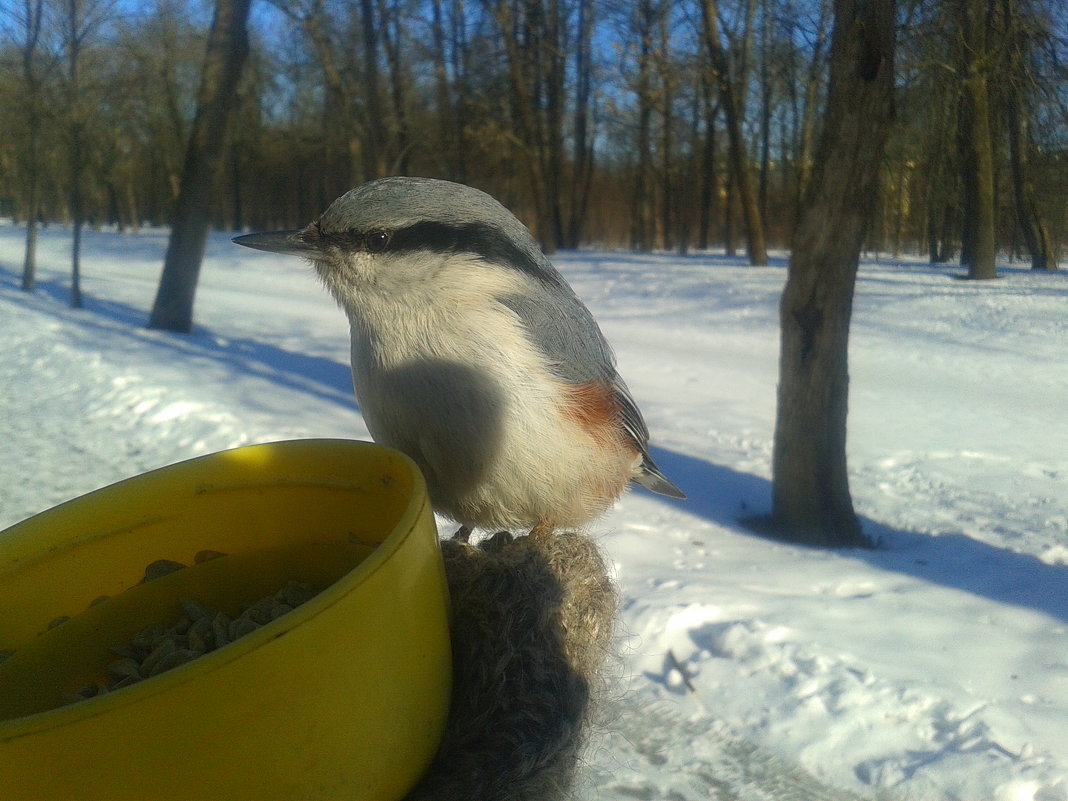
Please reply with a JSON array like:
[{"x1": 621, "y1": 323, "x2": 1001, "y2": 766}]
[
  {"x1": 428, "y1": 0, "x2": 473, "y2": 182},
  {"x1": 757, "y1": 0, "x2": 771, "y2": 219},
  {"x1": 267, "y1": 0, "x2": 362, "y2": 200},
  {"x1": 566, "y1": 0, "x2": 596, "y2": 248},
  {"x1": 58, "y1": 0, "x2": 113, "y2": 308},
  {"x1": 700, "y1": 0, "x2": 768, "y2": 266},
  {"x1": 6, "y1": 0, "x2": 49, "y2": 292},
  {"x1": 3, "y1": 0, "x2": 1062, "y2": 257},
  {"x1": 629, "y1": 0, "x2": 657, "y2": 252},
  {"x1": 1001, "y1": 0, "x2": 1057, "y2": 271},
  {"x1": 488, "y1": 0, "x2": 570, "y2": 250},
  {"x1": 792, "y1": 0, "x2": 830, "y2": 203},
  {"x1": 769, "y1": 0, "x2": 895, "y2": 547},
  {"x1": 696, "y1": 70, "x2": 719, "y2": 250},
  {"x1": 149, "y1": 0, "x2": 252, "y2": 333},
  {"x1": 358, "y1": 0, "x2": 387, "y2": 178},
  {"x1": 377, "y1": 0, "x2": 412, "y2": 174}
]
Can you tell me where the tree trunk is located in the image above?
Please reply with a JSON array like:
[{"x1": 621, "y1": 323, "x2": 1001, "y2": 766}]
[
  {"x1": 795, "y1": 0, "x2": 829, "y2": 205},
  {"x1": 66, "y1": 40, "x2": 84, "y2": 310},
  {"x1": 495, "y1": 0, "x2": 553, "y2": 250},
  {"x1": 677, "y1": 75, "x2": 703, "y2": 255},
  {"x1": 770, "y1": 0, "x2": 895, "y2": 548},
  {"x1": 18, "y1": 0, "x2": 45, "y2": 293},
  {"x1": 566, "y1": 0, "x2": 594, "y2": 249},
  {"x1": 757, "y1": 0, "x2": 771, "y2": 222},
  {"x1": 229, "y1": 135, "x2": 244, "y2": 231},
  {"x1": 543, "y1": 0, "x2": 566, "y2": 250},
  {"x1": 957, "y1": 0, "x2": 997, "y2": 280},
  {"x1": 430, "y1": 0, "x2": 455, "y2": 174},
  {"x1": 22, "y1": 214, "x2": 38, "y2": 293},
  {"x1": 921, "y1": 102, "x2": 957, "y2": 265},
  {"x1": 149, "y1": 0, "x2": 252, "y2": 333},
  {"x1": 1002, "y1": 0, "x2": 1057, "y2": 271},
  {"x1": 377, "y1": 0, "x2": 411, "y2": 175},
  {"x1": 358, "y1": 0, "x2": 387, "y2": 179},
  {"x1": 293, "y1": 4, "x2": 357, "y2": 194},
  {"x1": 700, "y1": 0, "x2": 768, "y2": 266},
  {"x1": 62, "y1": 0, "x2": 88, "y2": 309},
  {"x1": 658, "y1": 12, "x2": 674, "y2": 251},
  {"x1": 697, "y1": 79, "x2": 718, "y2": 251},
  {"x1": 450, "y1": 0, "x2": 470, "y2": 183},
  {"x1": 724, "y1": 171, "x2": 736, "y2": 256},
  {"x1": 1006, "y1": 94, "x2": 1055, "y2": 271},
  {"x1": 630, "y1": 0, "x2": 655, "y2": 252}
]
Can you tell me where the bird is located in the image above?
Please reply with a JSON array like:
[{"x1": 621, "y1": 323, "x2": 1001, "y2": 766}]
[{"x1": 234, "y1": 177, "x2": 684, "y2": 539}]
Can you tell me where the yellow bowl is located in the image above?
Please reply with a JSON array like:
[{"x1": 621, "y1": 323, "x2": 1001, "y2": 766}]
[{"x1": 0, "y1": 439, "x2": 450, "y2": 801}]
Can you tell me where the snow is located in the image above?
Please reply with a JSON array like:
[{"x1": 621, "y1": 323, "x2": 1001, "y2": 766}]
[{"x1": 2, "y1": 222, "x2": 1066, "y2": 801}]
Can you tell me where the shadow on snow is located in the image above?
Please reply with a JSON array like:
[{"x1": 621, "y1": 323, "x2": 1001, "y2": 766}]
[
  {"x1": 0, "y1": 268, "x2": 356, "y2": 412},
  {"x1": 646, "y1": 444, "x2": 1068, "y2": 625}
]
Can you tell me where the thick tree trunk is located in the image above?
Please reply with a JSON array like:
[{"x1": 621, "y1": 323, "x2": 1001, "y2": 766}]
[
  {"x1": 957, "y1": 0, "x2": 997, "y2": 280},
  {"x1": 149, "y1": 0, "x2": 252, "y2": 333},
  {"x1": 770, "y1": 0, "x2": 895, "y2": 547}
]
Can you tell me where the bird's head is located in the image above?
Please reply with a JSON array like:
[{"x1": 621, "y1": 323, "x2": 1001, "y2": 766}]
[{"x1": 233, "y1": 177, "x2": 557, "y2": 314}]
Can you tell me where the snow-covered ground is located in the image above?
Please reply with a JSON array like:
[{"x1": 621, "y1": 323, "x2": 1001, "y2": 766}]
[{"x1": 1, "y1": 222, "x2": 1066, "y2": 801}]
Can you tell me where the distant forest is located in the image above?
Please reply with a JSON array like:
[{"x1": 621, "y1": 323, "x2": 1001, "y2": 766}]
[{"x1": 1, "y1": 0, "x2": 1065, "y2": 263}]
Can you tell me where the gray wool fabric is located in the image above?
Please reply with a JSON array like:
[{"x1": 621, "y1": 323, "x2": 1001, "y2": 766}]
[{"x1": 405, "y1": 530, "x2": 617, "y2": 801}]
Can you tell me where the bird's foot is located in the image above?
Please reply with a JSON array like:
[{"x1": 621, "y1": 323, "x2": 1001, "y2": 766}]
[{"x1": 528, "y1": 522, "x2": 555, "y2": 542}]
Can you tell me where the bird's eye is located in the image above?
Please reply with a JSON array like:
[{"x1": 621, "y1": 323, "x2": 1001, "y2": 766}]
[{"x1": 365, "y1": 230, "x2": 391, "y2": 253}]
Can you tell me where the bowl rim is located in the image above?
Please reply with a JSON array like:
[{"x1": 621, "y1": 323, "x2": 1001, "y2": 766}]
[{"x1": 0, "y1": 438, "x2": 433, "y2": 740}]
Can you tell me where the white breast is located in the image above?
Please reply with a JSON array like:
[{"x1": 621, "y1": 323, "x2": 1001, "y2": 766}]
[{"x1": 343, "y1": 256, "x2": 630, "y2": 530}]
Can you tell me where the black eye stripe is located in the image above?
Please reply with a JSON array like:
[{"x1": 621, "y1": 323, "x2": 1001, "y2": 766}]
[
  {"x1": 387, "y1": 221, "x2": 552, "y2": 281},
  {"x1": 312, "y1": 229, "x2": 389, "y2": 252},
  {"x1": 314, "y1": 220, "x2": 564, "y2": 289}
]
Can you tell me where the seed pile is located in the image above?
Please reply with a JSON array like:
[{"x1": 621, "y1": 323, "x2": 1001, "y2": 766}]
[{"x1": 57, "y1": 557, "x2": 317, "y2": 705}]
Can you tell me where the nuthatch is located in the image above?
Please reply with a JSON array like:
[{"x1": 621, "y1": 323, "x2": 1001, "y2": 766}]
[{"x1": 234, "y1": 177, "x2": 684, "y2": 537}]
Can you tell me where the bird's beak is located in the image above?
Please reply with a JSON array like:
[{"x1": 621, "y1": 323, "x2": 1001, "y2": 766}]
[{"x1": 232, "y1": 229, "x2": 318, "y2": 258}]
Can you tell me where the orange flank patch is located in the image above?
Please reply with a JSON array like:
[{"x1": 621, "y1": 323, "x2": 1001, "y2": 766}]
[
  {"x1": 559, "y1": 381, "x2": 628, "y2": 450},
  {"x1": 556, "y1": 380, "x2": 640, "y2": 513}
]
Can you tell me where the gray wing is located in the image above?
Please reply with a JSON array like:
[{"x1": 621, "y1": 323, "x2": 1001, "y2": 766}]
[{"x1": 499, "y1": 278, "x2": 686, "y2": 500}]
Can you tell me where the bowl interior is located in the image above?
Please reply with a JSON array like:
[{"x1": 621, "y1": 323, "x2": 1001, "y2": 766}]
[{"x1": 0, "y1": 439, "x2": 419, "y2": 723}]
